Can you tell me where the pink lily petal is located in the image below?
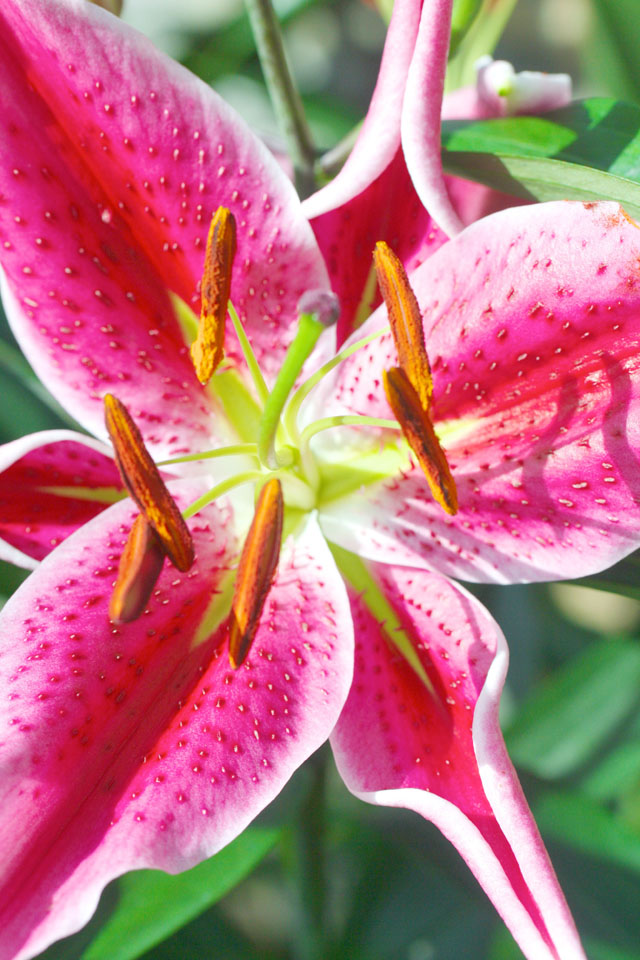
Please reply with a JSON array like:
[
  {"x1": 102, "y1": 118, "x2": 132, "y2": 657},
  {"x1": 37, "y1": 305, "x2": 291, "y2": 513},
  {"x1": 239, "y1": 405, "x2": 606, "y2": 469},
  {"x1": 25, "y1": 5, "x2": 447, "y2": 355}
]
[
  {"x1": 0, "y1": 430, "x2": 122, "y2": 568},
  {"x1": 309, "y1": 150, "x2": 449, "y2": 344},
  {"x1": 302, "y1": 0, "x2": 422, "y2": 222},
  {"x1": 401, "y1": 0, "x2": 464, "y2": 238},
  {"x1": 0, "y1": 496, "x2": 352, "y2": 960},
  {"x1": 331, "y1": 563, "x2": 586, "y2": 960},
  {"x1": 315, "y1": 201, "x2": 640, "y2": 581},
  {"x1": 444, "y1": 58, "x2": 572, "y2": 121},
  {"x1": 0, "y1": 0, "x2": 328, "y2": 452},
  {"x1": 475, "y1": 57, "x2": 572, "y2": 117}
]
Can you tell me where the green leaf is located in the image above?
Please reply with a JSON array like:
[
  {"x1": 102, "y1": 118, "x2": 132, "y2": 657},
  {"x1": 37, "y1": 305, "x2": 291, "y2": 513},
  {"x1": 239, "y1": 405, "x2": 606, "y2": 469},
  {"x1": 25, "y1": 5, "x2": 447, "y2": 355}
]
[
  {"x1": 441, "y1": 98, "x2": 640, "y2": 220},
  {"x1": 505, "y1": 638, "x2": 640, "y2": 778},
  {"x1": 80, "y1": 827, "x2": 279, "y2": 960},
  {"x1": 588, "y1": 0, "x2": 640, "y2": 101},
  {"x1": 535, "y1": 791, "x2": 640, "y2": 874},
  {"x1": 580, "y1": 740, "x2": 640, "y2": 802}
]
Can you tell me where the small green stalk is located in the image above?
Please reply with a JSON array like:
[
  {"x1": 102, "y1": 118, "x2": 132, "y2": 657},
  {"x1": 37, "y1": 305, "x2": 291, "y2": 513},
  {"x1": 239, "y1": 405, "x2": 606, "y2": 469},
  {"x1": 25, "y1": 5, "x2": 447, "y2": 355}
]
[{"x1": 244, "y1": 0, "x2": 316, "y2": 196}]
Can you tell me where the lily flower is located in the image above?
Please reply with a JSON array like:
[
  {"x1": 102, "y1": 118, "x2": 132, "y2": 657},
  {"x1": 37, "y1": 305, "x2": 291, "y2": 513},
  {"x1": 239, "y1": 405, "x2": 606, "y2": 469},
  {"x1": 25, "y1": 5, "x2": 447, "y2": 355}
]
[
  {"x1": 0, "y1": 2, "x2": 630, "y2": 959},
  {"x1": 304, "y1": 0, "x2": 573, "y2": 343}
]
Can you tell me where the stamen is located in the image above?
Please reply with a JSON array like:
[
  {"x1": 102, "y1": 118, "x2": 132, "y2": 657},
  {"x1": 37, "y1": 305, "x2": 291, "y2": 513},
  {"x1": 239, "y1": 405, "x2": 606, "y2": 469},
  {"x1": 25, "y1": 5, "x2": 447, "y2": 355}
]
[
  {"x1": 383, "y1": 367, "x2": 458, "y2": 515},
  {"x1": 229, "y1": 477, "x2": 284, "y2": 668},
  {"x1": 104, "y1": 394, "x2": 195, "y2": 570},
  {"x1": 374, "y1": 241, "x2": 432, "y2": 409},
  {"x1": 191, "y1": 207, "x2": 237, "y2": 385},
  {"x1": 283, "y1": 325, "x2": 388, "y2": 444},
  {"x1": 110, "y1": 515, "x2": 165, "y2": 622}
]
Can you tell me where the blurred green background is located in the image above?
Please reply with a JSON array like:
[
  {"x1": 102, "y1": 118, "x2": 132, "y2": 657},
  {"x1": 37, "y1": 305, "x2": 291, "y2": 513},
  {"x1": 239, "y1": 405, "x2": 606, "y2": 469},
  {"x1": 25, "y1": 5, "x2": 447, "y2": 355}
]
[{"x1": 1, "y1": 0, "x2": 636, "y2": 957}]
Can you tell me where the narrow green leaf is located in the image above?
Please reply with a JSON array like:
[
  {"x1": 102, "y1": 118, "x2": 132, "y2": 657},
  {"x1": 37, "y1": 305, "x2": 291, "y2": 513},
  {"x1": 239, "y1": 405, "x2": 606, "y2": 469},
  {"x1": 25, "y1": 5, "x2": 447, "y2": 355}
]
[
  {"x1": 580, "y1": 740, "x2": 640, "y2": 802},
  {"x1": 505, "y1": 638, "x2": 640, "y2": 778},
  {"x1": 81, "y1": 826, "x2": 279, "y2": 960},
  {"x1": 441, "y1": 98, "x2": 640, "y2": 218},
  {"x1": 535, "y1": 791, "x2": 640, "y2": 875},
  {"x1": 589, "y1": 0, "x2": 640, "y2": 101}
]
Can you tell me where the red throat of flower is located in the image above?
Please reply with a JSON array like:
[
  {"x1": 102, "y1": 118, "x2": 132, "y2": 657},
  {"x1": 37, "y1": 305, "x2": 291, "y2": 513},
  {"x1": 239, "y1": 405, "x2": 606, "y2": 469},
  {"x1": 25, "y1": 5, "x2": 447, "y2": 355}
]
[
  {"x1": 374, "y1": 241, "x2": 458, "y2": 516},
  {"x1": 190, "y1": 206, "x2": 237, "y2": 385},
  {"x1": 104, "y1": 394, "x2": 195, "y2": 622},
  {"x1": 229, "y1": 478, "x2": 284, "y2": 669}
]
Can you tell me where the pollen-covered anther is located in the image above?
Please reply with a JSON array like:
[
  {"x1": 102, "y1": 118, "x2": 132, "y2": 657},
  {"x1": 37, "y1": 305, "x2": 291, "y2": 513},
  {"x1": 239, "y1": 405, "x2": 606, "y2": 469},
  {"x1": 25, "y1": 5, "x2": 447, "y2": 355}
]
[
  {"x1": 229, "y1": 478, "x2": 284, "y2": 669},
  {"x1": 104, "y1": 393, "x2": 195, "y2": 571},
  {"x1": 383, "y1": 367, "x2": 458, "y2": 516},
  {"x1": 374, "y1": 240, "x2": 432, "y2": 409},
  {"x1": 110, "y1": 514, "x2": 166, "y2": 623},
  {"x1": 191, "y1": 206, "x2": 237, "y2": 384}
]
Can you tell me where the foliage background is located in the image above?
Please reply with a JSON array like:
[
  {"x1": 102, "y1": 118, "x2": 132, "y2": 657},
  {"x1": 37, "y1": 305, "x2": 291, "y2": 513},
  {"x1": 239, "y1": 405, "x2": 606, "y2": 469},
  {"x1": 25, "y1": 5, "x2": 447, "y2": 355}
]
[{"x1": 1, "y1": 0, "x2": 638, "y2": 957}]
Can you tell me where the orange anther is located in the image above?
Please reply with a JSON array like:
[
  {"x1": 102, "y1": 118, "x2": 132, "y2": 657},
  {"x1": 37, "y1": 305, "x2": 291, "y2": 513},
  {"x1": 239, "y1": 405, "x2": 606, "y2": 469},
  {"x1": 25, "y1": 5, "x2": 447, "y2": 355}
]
[
  {"x1": 104, "y1": 394, "x2": 195, "y2": 571},
  {"x1": 229, "y1": 478, "x2": 284, "y2": 668},
  {"x1": 110, "y1": 514, "x2": 166, "y2": 623},
  {"x1": 191, "y1": 207, "x2": 237, "y2": 384},
  {"x1": 383, "y1": 367, "x2": 458, "y2": 516},
  {"x1": 374, "y1": 241, "x2": 433, "y2": 409}
]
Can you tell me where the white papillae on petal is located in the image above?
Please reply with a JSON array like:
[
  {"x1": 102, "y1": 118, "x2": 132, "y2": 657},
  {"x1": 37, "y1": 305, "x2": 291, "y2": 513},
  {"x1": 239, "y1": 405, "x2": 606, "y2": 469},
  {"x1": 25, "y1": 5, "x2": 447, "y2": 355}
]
[
  {"x1": 0, "y1": 501, "x2": 352, "y2": 960},
  {"x1": 314, "y1": 201, "x2": 640, "y2": 582},
  {"x1": 331, "y1": 564, "x2": 586, "y2": 960},
  {"x1": 0, "y1": 430, "x2": 122, "y2": 568},
  {"x1": 0, "y1": 0, "x2": 328, "y2": 454}
]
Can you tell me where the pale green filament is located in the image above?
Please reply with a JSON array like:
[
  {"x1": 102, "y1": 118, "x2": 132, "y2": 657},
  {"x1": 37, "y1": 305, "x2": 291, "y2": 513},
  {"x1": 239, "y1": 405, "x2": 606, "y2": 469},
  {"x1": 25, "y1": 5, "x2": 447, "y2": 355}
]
[
  {"x1": 157, "y1": 443, "x2": 257, "y2": 467},
  {"x1": 228, "y1": 302, "x2": 269, "y2": 405},
  {"x1": 283, "y1": 326, "x2": 388, "y2": 445},
  {"x1": 299, "y1": 414, "x2": 400, "y2": 447},
  {"x1": 183, "y1": 470, "x2": 263, "y2": 520}
]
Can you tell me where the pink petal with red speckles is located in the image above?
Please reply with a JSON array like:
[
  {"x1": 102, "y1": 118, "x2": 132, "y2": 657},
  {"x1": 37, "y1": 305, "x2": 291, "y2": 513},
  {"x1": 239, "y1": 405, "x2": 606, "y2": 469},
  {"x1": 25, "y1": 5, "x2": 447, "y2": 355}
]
[
  {"x1": 0, "y1": 430, "x2": 122, "y2": 568},
  {"x1": 331, "y1": 564, "x2": 586, "y2": 960},
  {"x1": 0, "y1": 0, "x2": 328, "y2": 454},
  {"x1": 309, "y1": 150, "x2": 449, "y2": 344},
  {"x1": 0, "y1": 497, "x2": 352, "y2": 960},
  {"x1": 315, "y1": 201, "x2": 640, "y2": 581}
]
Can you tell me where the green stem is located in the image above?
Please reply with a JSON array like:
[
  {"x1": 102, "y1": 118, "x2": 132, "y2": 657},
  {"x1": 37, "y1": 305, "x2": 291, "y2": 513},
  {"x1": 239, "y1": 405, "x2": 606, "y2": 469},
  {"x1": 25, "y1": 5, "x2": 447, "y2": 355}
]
[
  {"x1": 244, "y1": 0, "x2": 316, "y2": 196},
  {"x1": 257, "y1": 312, "x2": 325, "y2": 468},
  {"x1": 288, "y1": 749, "x2": 328, "y2": 960}
]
